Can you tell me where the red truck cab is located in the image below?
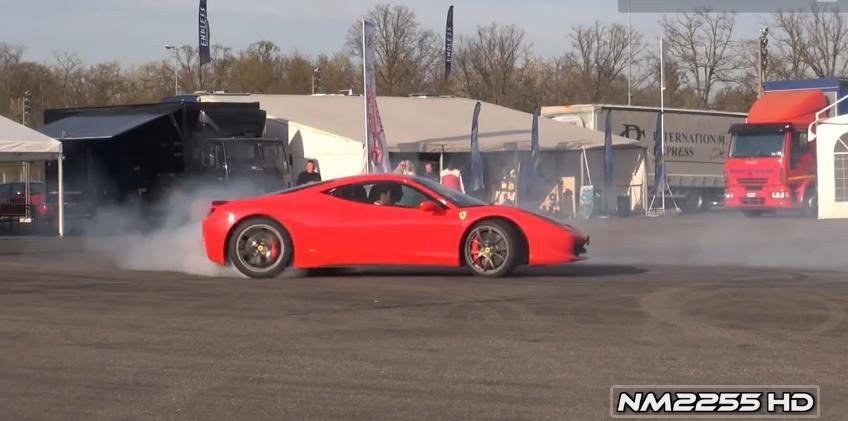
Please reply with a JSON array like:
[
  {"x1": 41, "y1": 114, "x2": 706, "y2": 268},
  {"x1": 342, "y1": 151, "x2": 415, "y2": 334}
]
[{"x1": 725, "y1": 90, "x2": 825, "y2": 217}]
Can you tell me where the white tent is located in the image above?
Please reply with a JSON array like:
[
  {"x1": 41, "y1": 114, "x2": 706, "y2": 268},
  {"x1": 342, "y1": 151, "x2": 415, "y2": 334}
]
[
  {"x1": 195, "y1": 94, "x2": 647, "y2": 211},
  {"x1": 0, "y1": 115, "x2": 64, "y2": 235}
]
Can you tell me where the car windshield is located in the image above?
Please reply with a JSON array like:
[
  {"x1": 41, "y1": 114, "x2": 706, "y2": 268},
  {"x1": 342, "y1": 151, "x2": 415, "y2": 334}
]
[
  {"x1": 414, "y1": 176, "x2": 488, "y2": 207},
  {"x1": 225, "y1": 141, "x2": 289, "y2": 173},
  {"x1": 730, "y1": 133, "x2": 785, "y2": 158}
]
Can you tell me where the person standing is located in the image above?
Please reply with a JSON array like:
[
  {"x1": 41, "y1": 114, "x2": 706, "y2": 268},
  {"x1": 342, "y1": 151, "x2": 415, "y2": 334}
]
[
  {"x1": 295, "y1": 160, "x2": 322, "y2": 186},
  {"x1": 422, "y1": 161, "x2": 439, "y2": 182}
]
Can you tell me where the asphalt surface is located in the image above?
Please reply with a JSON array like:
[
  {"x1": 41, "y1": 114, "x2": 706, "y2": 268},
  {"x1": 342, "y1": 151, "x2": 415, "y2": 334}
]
[{"x1": 1, "y1": 214, "x2": 847, "y2": 420}]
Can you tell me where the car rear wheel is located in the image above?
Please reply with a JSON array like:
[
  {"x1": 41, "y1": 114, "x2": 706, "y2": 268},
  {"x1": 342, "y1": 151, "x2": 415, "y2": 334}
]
[
  {"x1": 463, "y1": 220, "x2": 518, "y2": 277},
  {"x1": 228, "y1": 217, "x2": 292, "y2": 278}
]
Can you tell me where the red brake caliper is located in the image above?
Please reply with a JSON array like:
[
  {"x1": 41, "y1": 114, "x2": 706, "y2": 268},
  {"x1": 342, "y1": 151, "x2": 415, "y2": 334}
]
[
  {"x1": 269, "y1": 237, "x2": 281, "y2": 261},
  {"x1": 470, "y1": 233, "x2": 481, "y2": 263}
]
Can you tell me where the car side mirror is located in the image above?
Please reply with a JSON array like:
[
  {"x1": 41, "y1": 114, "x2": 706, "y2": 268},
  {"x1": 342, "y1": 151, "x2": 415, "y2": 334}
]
[{"x1": 419, "y1": 200, "x2": 440, "y2": 212}]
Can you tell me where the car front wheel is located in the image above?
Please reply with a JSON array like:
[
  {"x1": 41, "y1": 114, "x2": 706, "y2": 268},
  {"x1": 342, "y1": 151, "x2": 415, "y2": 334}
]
[
  {"x1": 228, "y1": 217, "x2": 292, "y2": 278},
  {"x1": 463, "y1": 220, "x2": 519, "y2": 277}
]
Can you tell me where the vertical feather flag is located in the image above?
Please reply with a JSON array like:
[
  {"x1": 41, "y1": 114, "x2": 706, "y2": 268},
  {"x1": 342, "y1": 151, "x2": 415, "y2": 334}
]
[
  {"x1": 444, "y1": 6, "x2": 454, "y2": 84},
  {"x1": 198, "y1": 0, "x2": 211, "y2": 65},
  {"x1": 654, "y1": 111, "x2": 665, "y2": 190},
  {"x1": 603, "y1": 110, "x2": 614, "y2": 213},
  {"x1": 363, "y1": 20, "x2": 391, "y2": 173},
  {"x1": 518, "y1": 107, "x2": 543, "y2": 207},
  {"x1": 468, "y1": 101, "x2": 484, "y2": 193}
]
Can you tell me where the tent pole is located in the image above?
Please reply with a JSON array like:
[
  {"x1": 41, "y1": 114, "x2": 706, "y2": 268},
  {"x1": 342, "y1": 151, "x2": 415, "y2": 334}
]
[
  {"x1": 58, "y1": 155, "x2": 64, "y2": 238},
  {"x1": 24, "y1": 162, "x2": 30, "y2": 220}
]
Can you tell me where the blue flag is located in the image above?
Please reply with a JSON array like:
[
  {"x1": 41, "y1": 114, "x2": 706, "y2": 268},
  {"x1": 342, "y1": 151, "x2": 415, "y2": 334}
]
[
  {"x1": 198, "y1": 0, "x2": 211, "y2": 65},
  {"x1": 518, "y1": 107, "x2": 543, "y2": 207},
  {"x1": 654, "y1": 111, "x2": 665, "y2": 190},
  {"x1": 445, "y1": 6, "x2": 454, "y2": 84},
  {"x1": 468, "y1": 101, "x2": 485, "y2": 192},
  {"x1": 531, "y1": 106, "x2": 541, "y2": 176},
  {"x1": 603, "y1": 110, "x2": 614, "y2": 212}
]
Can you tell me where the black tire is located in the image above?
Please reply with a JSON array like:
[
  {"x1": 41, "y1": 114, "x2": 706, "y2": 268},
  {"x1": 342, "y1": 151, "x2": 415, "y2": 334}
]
[
  {"x1": 228, "y1": 217, "x2": 293, "y2": 278},
  {"x1": 802, "y1": 187, "x2": 818, "y2": 218},
  {"x1": 681, "y1": 191, "x2": 704, "y2": 214},
  {"x1": 743, "y1": 210, "x2": 764, "y2": 218},
  {"x1": 463, "y1": 220, "x2": 519, "y2": 277}
]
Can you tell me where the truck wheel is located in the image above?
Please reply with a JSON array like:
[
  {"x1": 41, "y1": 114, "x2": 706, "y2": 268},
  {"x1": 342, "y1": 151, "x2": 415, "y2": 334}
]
[
  {"x1": 802, "y1": 188, "x2": 818, "y2": 218},
  {"x1": 681, "y1": 191, "x2": 704, "y2": 214},
  {"x1": 743, "y1": 210, "x2": 764, "y2": 218}
]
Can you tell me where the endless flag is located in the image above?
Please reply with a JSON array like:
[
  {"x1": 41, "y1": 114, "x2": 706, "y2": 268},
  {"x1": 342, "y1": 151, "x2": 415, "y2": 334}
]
[
  {"x1": 468, "y1": 101, "x2": 484, "y2": 192},
  {"x1": 444, "y1": 6, "x2": 454, "y2": 84},
  {"x1": 362, "y1": 20, "x2": 391, "y2": 173},
  {"x1": 653, "y1": 111, "x2": 665, "y2": 190},
  {"x1": 198, "y1": 0, "x2": 211, "y2": 65},
  {"x1": 603, "y1": 110, "x2": 614, "y2": 213}
]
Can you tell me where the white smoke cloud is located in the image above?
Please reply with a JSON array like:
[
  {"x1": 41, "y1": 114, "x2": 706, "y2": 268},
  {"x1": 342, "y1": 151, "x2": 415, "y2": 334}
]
[{"x1": 82, "y1": 180, "x2": 265, "y2": 277}]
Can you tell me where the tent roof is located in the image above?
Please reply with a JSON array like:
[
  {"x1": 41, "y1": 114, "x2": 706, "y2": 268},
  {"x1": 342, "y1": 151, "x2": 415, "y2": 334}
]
[
  {"x1": 40, "y1": 108, "x2": 175, "y2": 140},
  {"x1": 196, "y1": 94, "x2": 641, "y2": 152},
  {"x1": 0, "y1": 115, "x2": 62, "y2": 162}
]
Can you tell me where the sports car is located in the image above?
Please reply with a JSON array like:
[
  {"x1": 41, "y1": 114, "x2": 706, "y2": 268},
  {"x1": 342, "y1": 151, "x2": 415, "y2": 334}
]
[{"x1": 202, "y1": 174, "x2": 589, "y2": 278}]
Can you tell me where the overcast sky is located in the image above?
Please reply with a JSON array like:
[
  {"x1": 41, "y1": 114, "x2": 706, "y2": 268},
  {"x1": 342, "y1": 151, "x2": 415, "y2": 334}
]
[{"x1": 0, "y1": 0, "x2": 764, "y2": 64}]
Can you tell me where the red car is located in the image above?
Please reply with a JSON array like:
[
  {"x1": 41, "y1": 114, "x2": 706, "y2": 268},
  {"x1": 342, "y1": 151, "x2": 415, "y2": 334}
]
[{"x1": 202, "y1": 174, "x2": 589, "y2": 278}]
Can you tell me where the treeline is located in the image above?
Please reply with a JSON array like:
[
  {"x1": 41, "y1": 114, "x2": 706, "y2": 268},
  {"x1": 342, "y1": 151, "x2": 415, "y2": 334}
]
[{"x1": 3, "y1": 4, "x2": 848, "y2": 127}]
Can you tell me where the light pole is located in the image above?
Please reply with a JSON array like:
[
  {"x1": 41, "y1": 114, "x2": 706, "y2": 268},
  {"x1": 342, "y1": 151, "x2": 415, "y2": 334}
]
[{"x1": 165, "y1": 44, "x2": 188, "y2": 96}]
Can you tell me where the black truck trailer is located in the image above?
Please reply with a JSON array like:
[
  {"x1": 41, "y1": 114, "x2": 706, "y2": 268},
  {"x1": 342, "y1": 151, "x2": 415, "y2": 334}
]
[{"x1": 40, "y1": 101, "x2": 291, "y2": 221}]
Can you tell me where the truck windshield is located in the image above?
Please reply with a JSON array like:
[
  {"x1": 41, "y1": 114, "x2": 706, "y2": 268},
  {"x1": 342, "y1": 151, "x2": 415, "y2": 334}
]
[
  {"x1": 730, "y1": 133, "x2": 785, "y2": 158},
  {"x1": 225, "y1": 141, "x2": 289, "y2": 174}
]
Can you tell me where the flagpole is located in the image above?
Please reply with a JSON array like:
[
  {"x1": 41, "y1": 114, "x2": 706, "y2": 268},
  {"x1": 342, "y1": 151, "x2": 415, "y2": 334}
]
[
  {"x1": 362, "y1": 20, "x2": 369, "y2": 174},
  {"x1": 659, "y1": 37, "x2": 666, "y2": 212},
  {"x1": 627, "y1": 0, "x2": 633, "y2": 105}
]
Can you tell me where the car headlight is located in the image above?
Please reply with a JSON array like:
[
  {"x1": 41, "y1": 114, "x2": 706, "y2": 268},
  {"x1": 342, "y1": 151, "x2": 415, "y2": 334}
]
[{"x1": 725, "y1": 191, "x2": 734, "y2": 199}]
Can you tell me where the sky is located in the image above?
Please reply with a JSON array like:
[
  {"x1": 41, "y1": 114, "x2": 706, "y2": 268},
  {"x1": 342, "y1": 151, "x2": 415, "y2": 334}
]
[{"x1": 0, "y1": 0, "x2": 765, "y2": 65}]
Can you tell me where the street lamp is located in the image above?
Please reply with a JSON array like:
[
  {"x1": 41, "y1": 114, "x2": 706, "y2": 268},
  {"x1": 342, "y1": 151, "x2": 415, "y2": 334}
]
[{"x1": 165, "y1": 44, "x2": 189, "y2": 96}]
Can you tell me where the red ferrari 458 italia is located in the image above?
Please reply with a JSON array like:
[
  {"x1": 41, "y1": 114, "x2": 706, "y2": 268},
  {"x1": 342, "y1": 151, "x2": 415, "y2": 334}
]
[{"x1": 202, "y1": 174, "x2": 589, "y2": 278}]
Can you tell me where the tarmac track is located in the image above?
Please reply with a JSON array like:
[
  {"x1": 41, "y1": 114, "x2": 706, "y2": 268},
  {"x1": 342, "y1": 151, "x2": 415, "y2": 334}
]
[{"x1": 1, "y1": 244, "x2": 847, "y2": 420}]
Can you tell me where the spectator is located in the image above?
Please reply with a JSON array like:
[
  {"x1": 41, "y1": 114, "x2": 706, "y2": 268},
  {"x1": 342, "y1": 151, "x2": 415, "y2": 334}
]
[
  {"x1": 295, "y1": 160, "x2": 321, "y2": 186},
  {"x1": 393, "y1": 160, "x2": 416, "y2": 176},
  {"x1": 422, "y1": 161, "x2": 439, "y2": 182}
]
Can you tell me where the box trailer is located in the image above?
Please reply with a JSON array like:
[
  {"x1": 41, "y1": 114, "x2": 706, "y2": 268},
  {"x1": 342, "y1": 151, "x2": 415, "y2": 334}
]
[
  {"x1": 40, "y1": 101, "x2": 292, "y2": 222},
  {"x1": 541, "y1": 104, "x2": 746, "y2": 212}
]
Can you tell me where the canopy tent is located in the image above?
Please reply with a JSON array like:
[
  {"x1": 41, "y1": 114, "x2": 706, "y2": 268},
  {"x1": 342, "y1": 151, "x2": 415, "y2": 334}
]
[
  {"x1": 0, "y1": 115, "x2": 64, "y2": 235},
  {"x1": 195, "y1": 94, "x2": 648, "y2": 213},
  {"x1": 199, "y1": 94, "x2": 639, "y2": 152}
]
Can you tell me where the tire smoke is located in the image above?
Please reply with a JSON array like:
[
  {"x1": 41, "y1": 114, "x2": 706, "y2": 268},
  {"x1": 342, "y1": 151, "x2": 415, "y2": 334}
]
[{"x1": 82, "y1": 180, "x2": 263, "y2": 277}]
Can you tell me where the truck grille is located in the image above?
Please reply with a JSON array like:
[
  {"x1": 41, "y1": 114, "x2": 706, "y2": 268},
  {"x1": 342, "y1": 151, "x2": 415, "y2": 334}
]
[
  {"x1": 741, "y1": 198, "x2": 765, "y2": 205},
  {"x1": 737, "y1": 177, "x2": 768, "y2": 186}
]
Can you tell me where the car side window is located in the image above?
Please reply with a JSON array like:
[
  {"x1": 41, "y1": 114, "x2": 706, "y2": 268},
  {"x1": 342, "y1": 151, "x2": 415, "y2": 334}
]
[{"x1": 328, "y1": 181, "x2": 432, "y2": 208}]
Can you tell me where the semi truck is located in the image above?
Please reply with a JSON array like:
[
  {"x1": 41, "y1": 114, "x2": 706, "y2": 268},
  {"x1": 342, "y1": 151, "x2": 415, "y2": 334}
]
[
  {"x1": 39, "y1": 101, "x2": 292, "y2": 222},
  {"x1": 541, "y1": 104, "x2": 746, "y2": 212},
  {"x1": 724, "y1": 79, "x2": 848, "y2": 217}
]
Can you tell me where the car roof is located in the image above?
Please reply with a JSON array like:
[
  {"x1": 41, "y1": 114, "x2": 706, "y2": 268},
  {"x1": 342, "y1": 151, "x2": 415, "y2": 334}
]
[{"x1": 312, "y1": 173, "x2": 422, "y2": 190}]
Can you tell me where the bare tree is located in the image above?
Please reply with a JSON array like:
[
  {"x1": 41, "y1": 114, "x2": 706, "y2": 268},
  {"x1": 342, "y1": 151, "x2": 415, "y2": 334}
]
[
  {"x1": 661, "y1": 10, "x2": 738, "y2": 107},
  {"x1": 454, "y1": 23, "x2": 531, "y2": 107},
  {"x1": 770, "y1": 7, "x2": 848, "y2": 78},
  {"x1": 565, "y1": 22, "x2": 645, "y2": 103},
  {"x1": 52, "y1": 52, "x2": 85, "y2": 107},
  {"x1": 346, "y1": 4, "x2": 441, "y2": 95}
]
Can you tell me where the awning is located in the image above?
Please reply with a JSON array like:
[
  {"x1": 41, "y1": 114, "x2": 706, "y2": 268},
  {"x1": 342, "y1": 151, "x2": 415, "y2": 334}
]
[
  {"x1": 0, "y1": 115, "x2": 62, "y2": 162},
  {"x1": 40, "y1": 109, "x2": 175, "y2": 140}
]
